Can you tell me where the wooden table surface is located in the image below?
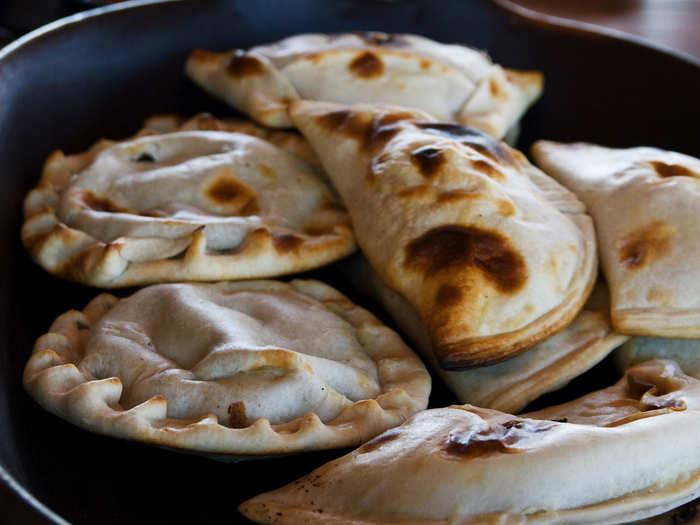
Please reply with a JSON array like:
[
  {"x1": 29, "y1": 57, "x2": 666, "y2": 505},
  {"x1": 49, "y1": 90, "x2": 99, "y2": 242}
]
[
  {"x1": 505, "y1": 0, "x2": 700, "y2": 59},
  {"x1": 1, "y1": 1, "x2": 700, "y2": 524}
]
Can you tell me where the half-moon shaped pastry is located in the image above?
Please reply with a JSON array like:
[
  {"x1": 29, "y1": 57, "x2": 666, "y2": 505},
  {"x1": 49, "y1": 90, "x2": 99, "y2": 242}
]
[
  {"x1": 23, "y1": 280, "x2": 430, "y2": 455},
  {"x1": 22, "y1": 116, "x2": 355, "y2": 287},
  {"x1": 344, "y1": 254, "x2": 628, "y2": 412},
  {"x1": 240, "y1": 359, "x2": 700, "y2": 524},
  {"x1": 531, "y1": 141, "x2": 700, "y2": 337},
  {"x1": 185, "y1": 32, "x2": 543, "y2": 139},
  {"x1": 615, "y1": 337, "x2": 700, "y2": 379},
  {"x1": 291, "y1": 101, "x2": 597, "y2": 369}
]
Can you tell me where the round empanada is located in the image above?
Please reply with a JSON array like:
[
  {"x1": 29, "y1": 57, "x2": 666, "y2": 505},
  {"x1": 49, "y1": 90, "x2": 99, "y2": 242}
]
[
  {"x1": 22, "y1": 115, "x2": 355, "y2": 287},
  {"x1": 23, "y1": 280, "x2": 430, "y2": 455}
]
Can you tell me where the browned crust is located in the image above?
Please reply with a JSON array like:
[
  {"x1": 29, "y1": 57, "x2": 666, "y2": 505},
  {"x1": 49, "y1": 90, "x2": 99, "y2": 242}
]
[
  {"x1": 434, "y1": 216, "x2": 598, "y2": 370},
  {"x1": 21, "y1": 114, "x2": 356, "y2": 288}
]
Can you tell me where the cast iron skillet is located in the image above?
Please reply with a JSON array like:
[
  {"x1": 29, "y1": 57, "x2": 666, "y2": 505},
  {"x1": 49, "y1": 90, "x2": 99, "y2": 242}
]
[{"x1": 1, "y1": 1, "x2": 699, "y2": 523}]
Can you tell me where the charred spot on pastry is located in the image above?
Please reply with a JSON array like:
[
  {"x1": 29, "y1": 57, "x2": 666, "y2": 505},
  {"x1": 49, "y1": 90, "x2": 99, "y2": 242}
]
[
  {"x1": 319, "y1": 110, "x2": 411, "y2": 153},
  {"x1": 79, "y1": 191, "x2": 130, "y2": 213},
  {"x1": 133, "y1": 152, "x2": 156, "y2": 162},
  {"x1": 348, "y1": 51, "x2": 384, "y2": 78},
  {"x1": 356, "y1": 31, "x2": 407, "y2": 47},
  {"x1": 442, "y1": 419, "x2": 555, "y2": 460},
  {"x1": 205, "y1": 175, "x2": 259, "y2": 215},
  {"x1": 404, "y1": 225, "x2": 527, "y2": 292},
  {"x1": 411, "y1": 146, "x2": 445, "y2": 178},
  {"x1": 227, "y1": 50, "x2": 264, "y2": 77},
  {"x1": 318, "y1": 110, "x2": 365, "y2": 136},
  {"x1": 357, "y1": 430, "x2": 401, "y2": 453},
  {"x1": 272, "y1": 233, "x2": 304, "y2": 253},
  {"x1": 619, "y1": 220, "x2": 674, "y2": 269},
  {"x1": 471, "y1": 159, "x2": 504, "y2": 180},
  {"x1": 415, "y1": 122, "x2": 515, "y2": 166},
  {"x1": 398, "y1": 185, "x2": 432, "y2": 199},
  {"x1": 363, "y1": 112, "x2": 413, "y2": 153},
  {"x1": 649, "y1": 161, "x2": 697, "y2": 178},
  {"x1": 228, "y1": 401, "x2": 247, "y2": 428},
  {"x1": 435, "y1": 284, "x2": 462, "y2": 307}
]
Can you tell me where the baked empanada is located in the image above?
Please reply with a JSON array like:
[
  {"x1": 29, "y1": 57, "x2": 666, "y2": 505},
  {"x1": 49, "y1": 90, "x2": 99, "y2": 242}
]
[
  {"x1": 22, "y1": 116, "x2": 355, "y2": 287},
  {"x1": 532, "y1": 141, "x2": 700, "y2": 337},
  {"x1": 185, "y1": 32, "x2": 543, "y2": 139},
  {"x1": 344, "y1": 254, "x2": 628, "y2": 412},
  {"x1": 240, "y1": 359, "x2": 700, "y2": 524},
  {"x1": 291, "y1": 101, "x2": 596, "y2": 369},
  {"x1": 23, "y1": 280, "x2": 430, "y2": 455}
]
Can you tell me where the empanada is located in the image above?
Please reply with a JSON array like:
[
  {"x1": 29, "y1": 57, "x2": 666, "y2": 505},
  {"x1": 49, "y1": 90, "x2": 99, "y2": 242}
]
[
  {"x1": 185, "y1": 32, "x2": 543, "y2": 139},
  {"x1": 532, "y1": 141, "x2": 700, "y2": 337},
  {"x1": 291, "y1": 101, "x2": 597, "y2": 369},
  {"x1": 344, "y1": 254, "x2": 628, "y2": 412},
  {"x1": 22, "y1": 116, "x2": 355, "y2": 287},
  {"x1": 240, "y1": 359, "x2": 700, "y2": 524},
  {"x1": 23, "y1": 280, "x2": 430, "y2": 455}
]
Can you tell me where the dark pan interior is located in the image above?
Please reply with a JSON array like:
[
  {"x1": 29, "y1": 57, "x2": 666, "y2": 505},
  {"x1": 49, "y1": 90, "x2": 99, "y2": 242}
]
[{"x1": 1, "y1": 1, "x2": 699, "y2": 523}]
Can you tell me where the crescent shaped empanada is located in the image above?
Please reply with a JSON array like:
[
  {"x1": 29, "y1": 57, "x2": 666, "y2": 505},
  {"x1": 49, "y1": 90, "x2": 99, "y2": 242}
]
[
  {"x1": 343, "y1": 254, "x2": 628, "y2": 413},
  {"x1": 240, "y1": 359, "x2": 700, "y2": 524},
  {"x1": 23, "y1": 280, "x2": 430, "y2": 455},
  {"x1": 291, "y1": 101, "x2": 597, "y2": 369},
  {"x1": 184, "y1": 32, "x2": 543, "y2": 139},
  {"x1": 531, "y1": 141, "x2": 700, "y2": 337},
  {"x1": 22, "y1": 115, "x2": 355, "y2": 287}
]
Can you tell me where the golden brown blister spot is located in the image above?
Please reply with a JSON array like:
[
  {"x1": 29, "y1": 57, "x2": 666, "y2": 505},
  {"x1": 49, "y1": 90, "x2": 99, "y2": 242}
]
[
  {"x1": 420, "y1": 58, "x2": 431, "y2": 70},
  {"x1": 272, "y1": 233, "x2": 304, "y2": 253},
  {"x1": 79, "y1": 191, "x2": 133, "y2": 214},
  {"x1": 205, "y1": 174, "x2": 260, "y2": 215},
  {"x1": 227, "y1": 50, "x2": 264, "y2": 77},
  {"x1": 496, "y1": 199, "x2": 516, "y2": 217},
  {"x1": 318, "y1": 110, "x2": 412, "y2": 154},
  {"x1": 398, "y1": 185, "x2": 432, "y2": 199},
  {"x1": 436, "y1": 189, "x2": 481, "y2": 203},
  {"x1": 619, "y1": 220, "x2": 675, "y2": 269},
  {"x1": 228, "y1": 401, "x2": 248, "y2": 428},
  {"x1": 410, "y1": 146, "x2": 445, "y2": 178},
  {"x1": 259, "y1": 164, "x2": 276, "y2": 179},
  {"x1": 442, "y1": 419, "x2": 555, "y2": 460},
  {"x1": 471, "y1": 159, "x2": 504, "y2": 180},
  {"x1": 646, "y1": 286, "x2": 673, "y2": 306},
  {"x1": 404, "y1": 225, "x2": 527, "y2": 292},
  {"x1": 348, "y1": 51, "x2": 384, "y2": 78},
  {"x1": 357, "y1": 429, "x2": 401, "y2": 453},
  {"x1": 650, "y1": 161, "x2": 697, "y2": 179},
  {"x1": 489, "y1": 78, "x2": 505, "y2": 99},
  {"x1": 436, "y1": 284, "x2": 462, "y2": 307},
  {"x1": 303, "y1": 52, "x2": 323, "y2": 64}
]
